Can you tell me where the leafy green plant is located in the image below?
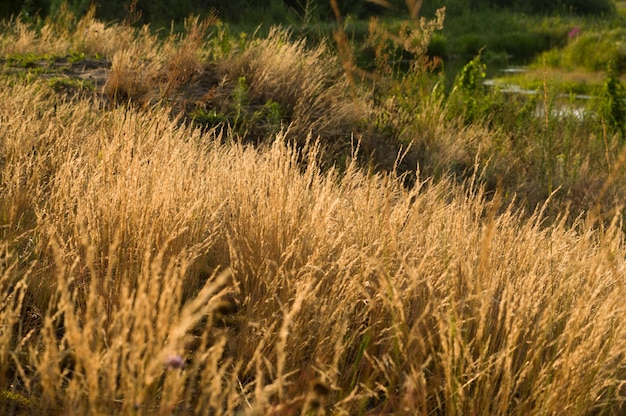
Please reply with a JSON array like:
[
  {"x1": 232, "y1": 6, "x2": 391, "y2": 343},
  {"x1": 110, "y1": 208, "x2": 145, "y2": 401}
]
[
  {"x1": 231, "y1": 75, "x2": 249, "y2": 131},
  {"x1": 191, "y1": 98, "x2": 284, "y2": 136},
  {"x1": 254, "y1": 99, "x2": 284, "y2": 133},
  {"x1": 67, "y1": 50, "x2": 85, "y2": 63},
  {"x1": 449, "y1": 53, "x2": 489, "y2": 122},
  {"x1": 190, "y1": 107, "x2": 229, "y2": 126},
  {"x1": 205, "y1": 22, "x2": 249, "y2": 61},
  {"x1": 599, "y1": 61, "x2": 626, "y2": 139}
]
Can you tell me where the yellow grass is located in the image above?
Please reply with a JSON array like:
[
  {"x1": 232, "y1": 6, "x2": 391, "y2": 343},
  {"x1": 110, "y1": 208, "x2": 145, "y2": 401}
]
[
  {"x1": 0, "y1": 76, "x2": 624, "y2": 414},
  {"x1": 0, "y1": 9, "x2": 625, "y2": 415}
]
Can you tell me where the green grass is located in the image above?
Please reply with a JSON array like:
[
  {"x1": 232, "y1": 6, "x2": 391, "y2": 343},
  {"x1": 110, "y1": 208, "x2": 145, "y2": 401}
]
[
  {"x1": 483, "y1": 19, "x2": 626, "y2": 98},
  {"x1": 539, "y1": 26, "x2": 626, "y2": 72},
  {"x1": 46, "y1": 75, "x2": 94, "y2": 91}
]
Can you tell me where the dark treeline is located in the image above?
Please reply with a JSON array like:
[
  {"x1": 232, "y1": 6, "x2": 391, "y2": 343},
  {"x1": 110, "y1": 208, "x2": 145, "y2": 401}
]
[{"x1": 0, "y1": 0, "x2": 616, "y2": 26}]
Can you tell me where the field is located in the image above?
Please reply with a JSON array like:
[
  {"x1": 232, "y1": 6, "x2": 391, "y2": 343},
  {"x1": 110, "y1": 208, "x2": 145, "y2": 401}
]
[{"x1": 0, "y1": 2, "x2": 626, "y2": 415}]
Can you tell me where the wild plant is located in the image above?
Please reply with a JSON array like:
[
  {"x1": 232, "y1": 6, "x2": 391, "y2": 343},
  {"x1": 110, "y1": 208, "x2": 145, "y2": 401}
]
[
  {"x1": 448, "y1": 53, "x2": 489, "y2": 123},
  {"x1": 599, "y1": 61, "x2": 626, "y2": 140}
]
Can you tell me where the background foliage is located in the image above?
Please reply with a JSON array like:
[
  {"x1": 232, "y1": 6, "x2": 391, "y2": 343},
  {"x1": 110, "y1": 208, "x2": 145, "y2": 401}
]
[{"x1": 0, "y1": 0, "x2": 617, "y2": 26}]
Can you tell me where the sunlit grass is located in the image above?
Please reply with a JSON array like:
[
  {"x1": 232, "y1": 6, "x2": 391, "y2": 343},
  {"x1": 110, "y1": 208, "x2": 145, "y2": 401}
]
[{"x1": 0, "y1": 6, "x2": 625, "y2": 415}]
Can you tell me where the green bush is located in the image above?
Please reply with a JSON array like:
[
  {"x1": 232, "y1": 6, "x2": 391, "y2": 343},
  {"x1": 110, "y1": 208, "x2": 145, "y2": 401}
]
[
  {"x1": 539, "y1": 28, "x2": 626, "y2": 72},
  {"x1": 490, "y1": 31, "x2": 548, "y2": 59},
  {"x1": 427, "y1": 33, "x2": 448, "y2": 59},
  {"x1": 491, "y1": 0, "x2": 615, "y2": 15},
  {"x1": 556, "y1": 0, "x2": 615, "y2": 15},
  {"x1": 449, "y1": 54, "x2": 490, "y2": 122},
  {"x1": 600, "y1": 62, "x2": 626, "y2": 139}
]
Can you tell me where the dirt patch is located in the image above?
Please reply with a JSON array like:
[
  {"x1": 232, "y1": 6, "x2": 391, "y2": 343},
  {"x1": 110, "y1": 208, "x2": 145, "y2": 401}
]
[
  {"x1": 0, "y1": 54, "x2": 232, "y2": 127},
  {"x1": 0, "y1": 55, "x2": 111, "y2": 91},
  {"x1": 67, "y1": 58, "x2": 111, "y2": 87}
]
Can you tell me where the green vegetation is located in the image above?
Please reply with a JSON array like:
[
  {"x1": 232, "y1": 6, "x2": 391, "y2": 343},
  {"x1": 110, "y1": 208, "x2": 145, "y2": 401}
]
[
  {"x1": 540, "y1": 27, "x2": 626, "y2": 72},
  {"x1": 601, "y1": 62, "x2": 626, "y2": 139},
  {"x1": 0, "y1": 1, "x2": 626, "y2": 415}
]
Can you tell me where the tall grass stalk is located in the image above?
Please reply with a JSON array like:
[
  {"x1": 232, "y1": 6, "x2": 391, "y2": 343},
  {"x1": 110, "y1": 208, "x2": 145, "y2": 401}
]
[{"x1": 0, "y1": 76, "x2": 624, "y2": 413}]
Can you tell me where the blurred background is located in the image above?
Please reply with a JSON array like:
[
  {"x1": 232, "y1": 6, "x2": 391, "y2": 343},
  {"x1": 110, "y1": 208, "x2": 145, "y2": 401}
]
[{"x1": 0, "y1": 0, "x2": 616, "y2": 27}]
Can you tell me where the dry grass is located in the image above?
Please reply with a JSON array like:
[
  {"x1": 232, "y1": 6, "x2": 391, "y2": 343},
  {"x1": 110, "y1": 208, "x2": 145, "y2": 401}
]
[
  {"x1": 0, "y1": 76, "x2": 625, "y2": 414},
  {"x1": 0, "y1": 8, "x2": 406, "y2": 171},
  {"x1": 217, "y1": 28, "x2": 366, "y2": 148},
  {"x1": 0, "y1": 8, "x2": 625, "y2": 415},
  {"x1": 0, "y1": 5, "x2": 137, "y2": 58},
  {"x1": 104, "y1": 15, "x2": 216, "y2": 102}
]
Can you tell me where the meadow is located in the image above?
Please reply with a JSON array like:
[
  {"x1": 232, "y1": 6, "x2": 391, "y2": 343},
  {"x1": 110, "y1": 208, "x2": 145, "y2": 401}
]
[{"x1": 0, "y1": 1, "x2": 626, "y2": 415}]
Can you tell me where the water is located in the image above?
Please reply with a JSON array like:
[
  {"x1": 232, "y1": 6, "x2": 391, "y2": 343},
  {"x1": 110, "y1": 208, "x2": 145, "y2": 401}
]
[
  {"x1": 441, "y1": 58, "x2": 597, "y2": 120},
  {"x1": 484, "y1": 66, "x2": 594, "y2": 120}
]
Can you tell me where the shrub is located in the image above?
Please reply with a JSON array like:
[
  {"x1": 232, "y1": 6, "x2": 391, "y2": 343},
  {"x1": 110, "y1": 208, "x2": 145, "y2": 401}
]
[
  {"x1": 423, "y1": 0, "x2": 615, "y2": 16},
  {"x1": 448, "y1": 54, "x2": 491, "y2": 122},
  {"x1": 556, "y1": 0, "x2": 615, "y2": 15},
  {"x1": 539, "y1": 28, "x2": 626, "y2": 73},
  {"x1": 427, "y1": 32, "x2": 448, "y2": 59},
  {"x1": 600, "y1": 62, "x2": 626, "y2": 139}
]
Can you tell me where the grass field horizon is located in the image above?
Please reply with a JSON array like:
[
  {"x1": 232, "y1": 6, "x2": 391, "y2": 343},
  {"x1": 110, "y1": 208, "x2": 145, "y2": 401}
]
[{"x1": 1, "y1": 2, "x2": 626, "y2": 414}]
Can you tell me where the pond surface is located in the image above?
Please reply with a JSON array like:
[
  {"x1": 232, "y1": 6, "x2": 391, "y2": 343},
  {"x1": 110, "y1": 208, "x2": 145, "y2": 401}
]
[
  {"x1": 485, "y1": 66, "x2": 595, "y2": 120},
  {"x1": 441, "y1": 58, "x2": 599, "y2": 120}
]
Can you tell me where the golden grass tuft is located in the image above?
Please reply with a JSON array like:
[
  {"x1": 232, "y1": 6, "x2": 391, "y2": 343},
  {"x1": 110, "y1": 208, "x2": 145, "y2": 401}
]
[
  {"x1": 218, "y1": 28, "x2": 366, "y2": 144},
  {"x1": 0, "y1": 76, "x2": 624, "y2": 414},
  {"x1": 104, "y1": 15, "x2": 216, "y2": 102},
  {"x1": 0, "y1": 5, "x2": 136, "y2": 58}
]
